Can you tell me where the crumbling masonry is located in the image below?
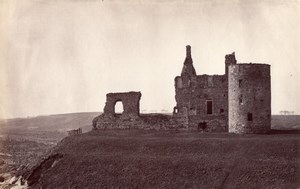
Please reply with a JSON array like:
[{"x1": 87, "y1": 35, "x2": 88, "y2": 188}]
[
  {"x1": 93, "y1": 45, "x2": 271, "y2": 134},
  {"x1": 93, "y1": 92, "x2": 142, "y2": 129},
  {"x1": 173, "y1": 46, "x2": 271, "y2": 133},
  {"x1": 93, "y1": 92, "x2": 174, "y2": 130}
]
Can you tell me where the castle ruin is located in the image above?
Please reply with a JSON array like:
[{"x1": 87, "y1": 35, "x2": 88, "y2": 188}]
[
  {"x1": 93, "y1": 45, "x2": 271, "y2": 134},
  {"x1": 173, "y1": 46, "x2": 271, "y2": 134}
]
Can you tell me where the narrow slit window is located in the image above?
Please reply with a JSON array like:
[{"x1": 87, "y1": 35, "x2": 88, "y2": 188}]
[
  {"x1": 247, "y1": 113, "x2": 253, "y2": 121},
  {"x1": 207, "y1": 100, "x2": 213, "y2": 114},
  {"x1": 239, "y1": 79, "x2": 243, "y2": 88}
]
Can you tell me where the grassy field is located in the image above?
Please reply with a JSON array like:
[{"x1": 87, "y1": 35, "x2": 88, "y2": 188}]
[
  {"x1": 25, "y1": 130, "x2": 300, "y2": 189},
  {"x1": 0, "y1": 113, "x2": 299, "y2": 188}
]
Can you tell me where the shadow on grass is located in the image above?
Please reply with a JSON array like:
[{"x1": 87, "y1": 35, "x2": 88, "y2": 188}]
[{"x1": 268, "y1": 129, "x2": 300, "y2": 135}]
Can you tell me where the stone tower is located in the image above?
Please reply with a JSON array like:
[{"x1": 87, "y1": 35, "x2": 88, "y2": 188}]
[{"x1": 228, "y1": 64, "x2": 271, "y2": 134}]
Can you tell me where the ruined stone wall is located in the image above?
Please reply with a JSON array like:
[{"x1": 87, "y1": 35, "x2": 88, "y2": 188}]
[
  {"x1": 93, "y1": 92, "x2": 142, "y2": 129},
  {"x1": 93, "y1": 112, "x2": 179, "y2": 130},
  {"x1": 93, "y1": 92, "x2": 180, "y2": 130},
  {"x1": 174, "y1": 74, "x2": 228, "y2": 132},
  {"x1": 92, "y1": 46, "x2": 271, "y2": 134},
  {"x1": 228, "y1": 64, "x2": 271, "y2": 134},
  {"x1": 103, "y1": 92, "x2": 141, "y2": 117}
]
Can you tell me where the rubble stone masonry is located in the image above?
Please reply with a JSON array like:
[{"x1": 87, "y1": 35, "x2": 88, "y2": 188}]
[{"x1": 93, "y1": 46, "x2": 271, "y2": 134}]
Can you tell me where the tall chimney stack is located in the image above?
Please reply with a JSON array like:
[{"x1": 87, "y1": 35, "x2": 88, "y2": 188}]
[
  {"x1": 186, "y1": 45, "x2": 191, "y2": 58},
  {"x1": 181, "y1": 45, "x2": 196, "y2": 76}
]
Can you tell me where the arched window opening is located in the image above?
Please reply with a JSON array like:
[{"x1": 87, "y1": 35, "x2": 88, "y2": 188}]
[
  {"x1": 114, "y1": 101, "x2": 124, "y2": 115},
  {"x1": 239, "y1": 79, "x2": 243, "y2": 88}
]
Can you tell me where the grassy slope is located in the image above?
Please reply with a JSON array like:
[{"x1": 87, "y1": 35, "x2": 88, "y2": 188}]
[
  {"x1": 0, "y1": 112, "x2": 100, "y2": 133},
  {"x1": 0, "y1": 138, "x2": 53, "y2": 175},
  {"x1": 0, "y1": 112, "x2": 100, "y2": 143},
  {"x1": 27, "y1": 130, "x2": 300, "y2": 189}
]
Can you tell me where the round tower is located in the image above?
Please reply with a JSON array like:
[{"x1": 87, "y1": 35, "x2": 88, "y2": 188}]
[{"x1": 228, "y1": 64, "x2": 271, "y2": 134}]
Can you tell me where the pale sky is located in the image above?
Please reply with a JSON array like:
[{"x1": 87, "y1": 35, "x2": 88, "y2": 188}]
[{"x1": 0, "y1": 0, "x2": 299, "y2": 119}]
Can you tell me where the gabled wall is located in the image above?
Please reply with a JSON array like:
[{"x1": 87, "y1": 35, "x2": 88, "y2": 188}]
[
  {"x1": 174, "y1": 74, "x2": 228, "y2": 131},
  {"x1": 173, "y1": 46, "x2": 232, "y2": 131}
]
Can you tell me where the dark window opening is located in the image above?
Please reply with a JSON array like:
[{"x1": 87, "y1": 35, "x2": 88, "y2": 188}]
[
  {"x1": 239, "y1": 95, "x2": 243, "y2": 104},
  {"x1": 260, "y1": 99, "x2": 264, "y2": 102},
  {"x1": 207, "y1": 100, "x2": 212, "y2": 114},
  {"x1": 198, "y1": 122, "x2": 207, "y2": 131},
  {"x1": 247, "y1": 113, "x2": 253, "y2": 121},
  {"x1": 239, "y1": 79, "x2": 243, "y2": 87},
  {"x1": 220, "y1": 109, "x2": 224, "y2": 113}
]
